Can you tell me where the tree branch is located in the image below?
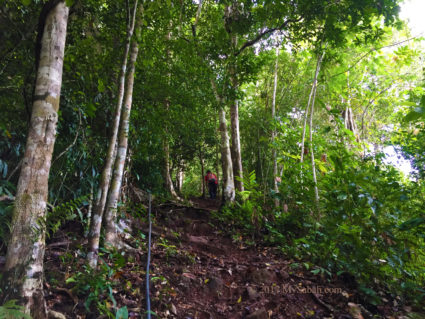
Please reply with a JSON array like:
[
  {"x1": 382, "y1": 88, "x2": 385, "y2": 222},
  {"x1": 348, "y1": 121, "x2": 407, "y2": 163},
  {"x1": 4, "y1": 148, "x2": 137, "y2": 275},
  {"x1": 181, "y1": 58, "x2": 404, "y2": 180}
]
[
  {"x1": 52, "y1": 108, "x2": 82, "y2": 165},
  {"x1": 329, "y1": 35, "x2": 421, "y2": 79},
  {"x1": 234, "y1": 17, "x2": 302, "y2": 56}
]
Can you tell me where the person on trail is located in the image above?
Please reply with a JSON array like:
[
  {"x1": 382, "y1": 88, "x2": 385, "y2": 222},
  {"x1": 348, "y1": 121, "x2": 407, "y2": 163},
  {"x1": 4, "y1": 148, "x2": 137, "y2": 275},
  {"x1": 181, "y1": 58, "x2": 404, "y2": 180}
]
[{"x1": 204, "y1": 170, "x2": 218, "y2": 199}]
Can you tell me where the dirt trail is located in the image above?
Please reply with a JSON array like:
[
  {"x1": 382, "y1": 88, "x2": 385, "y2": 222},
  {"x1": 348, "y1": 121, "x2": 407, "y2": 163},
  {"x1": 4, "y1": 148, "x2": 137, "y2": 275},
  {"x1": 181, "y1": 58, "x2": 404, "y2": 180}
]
[
  {"x1": 146, "y1": 199, "x2": 371, "y2": 319},
  {"x1": 43, "y1": 199, "x2": 405, "y2": 318}
]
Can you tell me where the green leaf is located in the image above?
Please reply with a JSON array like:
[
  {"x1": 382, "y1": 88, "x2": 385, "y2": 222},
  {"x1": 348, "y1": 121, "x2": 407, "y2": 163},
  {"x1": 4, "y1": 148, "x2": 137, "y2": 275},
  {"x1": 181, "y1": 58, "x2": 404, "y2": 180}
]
[
  {"x1": 116, "y1": 306, "x2": 128, "y2": 319},
  {"x1": 0, "y1": 300, "x2": 32, "y2": 319},
  {"x1": 311, "y1": 269, "x2": 321, "y2": 275},
  {"x1": 21, "y1": 0, "x2": 31, "y2": 5},
  {"x1": 98, "y1": 79, "x2": 105, "y2": 93},
  {"x1": 85, "y1": 103, "x2": 97, "y2": 118},
  {"x1": 337, "y1": 193, "x2": 347, "y2": 200},
  {"x1": 404, "y1": 106, "x2": 425, "y2": 123},
  {"x1": 399, "y1": 217, "x2": 425, "y2": 231},
  {"x1": 65, "y1": 0, "x2": 75, "y2": 6}
]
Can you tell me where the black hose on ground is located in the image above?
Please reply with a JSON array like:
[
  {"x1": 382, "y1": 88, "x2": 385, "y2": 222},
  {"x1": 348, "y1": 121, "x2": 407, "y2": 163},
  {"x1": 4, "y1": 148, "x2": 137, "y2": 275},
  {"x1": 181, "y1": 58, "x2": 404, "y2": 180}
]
[{"x1": 146, "y1": 193, "x2": 152, "y2": 319}]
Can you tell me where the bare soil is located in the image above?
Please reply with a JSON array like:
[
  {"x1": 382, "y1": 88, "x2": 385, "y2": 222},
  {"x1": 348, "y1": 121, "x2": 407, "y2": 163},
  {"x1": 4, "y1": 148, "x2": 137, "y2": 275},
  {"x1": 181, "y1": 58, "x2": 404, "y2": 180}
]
[{"x1": 38, "y1": 198, "x2": 415, "y2": 318}]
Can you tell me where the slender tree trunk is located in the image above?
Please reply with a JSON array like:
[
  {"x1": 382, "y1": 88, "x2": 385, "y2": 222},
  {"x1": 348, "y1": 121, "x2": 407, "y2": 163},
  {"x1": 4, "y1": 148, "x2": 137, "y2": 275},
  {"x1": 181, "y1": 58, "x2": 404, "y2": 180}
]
[
  {"x1": 300, "y1": 52, "x2": 323, "y2": 163},
  {"x1": 87, "y1": 0, "x2": 138, "y2": 267},
  {"x1": 163, "y1": 132, "x2": 180, "y2": 199},
  {"x1": 229, "y1": 35, "x2": 243, "y2": 192},
  {"x1": 176, "y1": 164, "x2": 184, "y2": 193},
  {"x1": 230, "y1": 94, "x2": 243, "y2": 192},
  {"x1": 0, "y1": 2, "x2": 68, "y2": 316},
  {"x1": 211, "y1": 79, "x2": 235, "y2": 202},
  {"x1": 200, "y1": 148, "x2": 206, "y2": 198},
  {"x1": 84, "y1": 182, "x2": 94, "y2": 238},
  {"x1": 162, "y1": 30, "x2": 181, "y2": 200},
  {"x1": 307, "y1": 53, "x2": 324, "y2": 212},
  {"x1": 191, "y1": 0, "x2": 204, "y2": 37},
  {"x1": 215, "y1": 113, "x2": 220, "y2": 198},
  {"x1": 343, "y1": 107, "x2": 357, "y2": 135},
  {"x1": 104, "y1": 5, "x2": 142, "y2": 247},
  {"x1": 271, "y1": 48, "x2": 279, "y2": 208}
]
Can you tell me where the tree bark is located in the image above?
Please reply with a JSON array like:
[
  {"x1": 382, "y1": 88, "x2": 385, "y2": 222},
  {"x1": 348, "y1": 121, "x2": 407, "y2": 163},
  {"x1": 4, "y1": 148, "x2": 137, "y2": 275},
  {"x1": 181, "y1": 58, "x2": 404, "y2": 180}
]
[
  {"x1": 229, "y1": 35, "x2": 244, "y2": 192},
  {"x1": 307, "y1": 52, "x2": 324, "y2": 212},
  {"x1": 162, "y1": 30, "x2": 181, "y2": 200},
  {"x1": 176, "y1": 163, "x2": 184, "y2": 193},
  {"x1": 104, "y1": 5, "x2": 142, "y2": 247},
  {"x1": 300, "y1": 52, "x2": 322, "y2": 163},
  {"x1": 0, "y1": 2, "x2": 68, "y2": 317},
  {"x1": 271, "y1": 48, "x2": 279, "y2": 208},
  {"x1": 163, "y1": 132, "x2": 180, "y2": 199},
  {"x1": 343, "y1": 107, "x2": 357, "y2": 135},
  {"x1": 211, "y1": 79, "x2": 235, "y2": 202},
  {"x1": 230, "y1": 92, "x2": 243, "y2": 192},
  {"x1": 87, "y1": 0, "x2": 138, "y2": 268},
  {"x1": 220, "y1": 108, "x2": 236, "y2": 202},
  {"x1": 215, "y1": 115, "x2": 221, "y2": 198},
  {"x1": 200, "y1": 148, "x2": 206, "y2": 198}
]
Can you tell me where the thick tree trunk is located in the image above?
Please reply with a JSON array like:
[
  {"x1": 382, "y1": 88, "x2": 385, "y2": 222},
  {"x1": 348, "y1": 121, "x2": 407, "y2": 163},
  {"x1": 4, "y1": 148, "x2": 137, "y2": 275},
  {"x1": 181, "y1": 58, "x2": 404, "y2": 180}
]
[
  {"x1": 0, "y1": 2, "x2": 68, "y2": 317},
  {"x1": 104, "y1": 6, "x2": 142, "y2": 246},
  {"x1": 87, "y1": 0, "x2": 138, "y2": 267},
  {"x1": 219, "y1": 108, "x2": 235, "y2": 202},
  {"x1": 271, "y1": 48, "x2": 279, "y2": 208},
  {"x1": 211, "y1": 80, "x2": 235, "y2": 202}
]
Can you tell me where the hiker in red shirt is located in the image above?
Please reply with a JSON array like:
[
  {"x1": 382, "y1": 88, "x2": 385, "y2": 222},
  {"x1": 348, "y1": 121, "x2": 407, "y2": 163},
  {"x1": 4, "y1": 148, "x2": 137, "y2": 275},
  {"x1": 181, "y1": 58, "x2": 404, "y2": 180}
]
[{"x1": 204, "y1": 170, "x2": 218, "y2": 199}]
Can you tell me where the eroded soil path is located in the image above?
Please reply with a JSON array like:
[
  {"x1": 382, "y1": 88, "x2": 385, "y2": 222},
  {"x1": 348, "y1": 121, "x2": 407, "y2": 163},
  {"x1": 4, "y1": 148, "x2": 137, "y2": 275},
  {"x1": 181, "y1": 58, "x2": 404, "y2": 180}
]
[{"x1": 43, "y1": 198, "x2": 409, "y2": 318}]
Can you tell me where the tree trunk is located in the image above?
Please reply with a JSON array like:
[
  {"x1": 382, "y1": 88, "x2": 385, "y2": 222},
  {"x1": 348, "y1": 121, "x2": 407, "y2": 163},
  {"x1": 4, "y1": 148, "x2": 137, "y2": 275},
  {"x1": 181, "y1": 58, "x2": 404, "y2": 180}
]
[
  {"x1": 229, "y1": 37, "x2": 243, "y2": 192},
  {"x1": 308, "y1": 52, "x2": 324, "y2": 212},
  {"x1": 200, "y1": 148, "x2": 206, "y2": 198},
  {"x1": 219, "y1": 108, "x2": 235, "y2": 202},
  {"x1": 211, "y1": 80, "x2": 235, "y2": 202},
  {"x1": 343, "y1": 107, "x2": 357, "y2": 135},
  {"x1": 300, "y1": 52, "x2": 323, "y2": 163},
  {"x1": 271, "y1": 48, "x2": 279, "y2": 208},
  {"x1": 87, "y1": 0, "x2": 138, "y2": 268},
  {"x1": 104, "y1": 5, "x2": 142, "y2": 247},
  {"x1": 162, "y1": 30, "x2": 181, "y2": 200},
  {"x1": 215, "y1": 116, "x2": 221, "y2": 198},
  {"x1": 230, "y1": 94, "x2": 243, "y2": 192},
  {"x1": 176, "y1": 163, "x2": 184, "y2": 193},
  {"x1": 163, "y1": 133, "x2": 180, "y2": 199},
  {"x1": 0, "y1": 2, "x2": 68, "y2": 316}
]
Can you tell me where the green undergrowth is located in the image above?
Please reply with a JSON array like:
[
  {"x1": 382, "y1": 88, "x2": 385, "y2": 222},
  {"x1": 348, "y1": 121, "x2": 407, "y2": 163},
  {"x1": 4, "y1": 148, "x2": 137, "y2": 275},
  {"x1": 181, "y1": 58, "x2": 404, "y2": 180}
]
[
  {"x1": 213, "y1": 163, "x2": 425, "y2": 309},
  {"x1": 63, "y1": 247, "x2": 130, "y2": 318},
  {"x1": 0, "y1": 300, "x2": 31, "y2": 319}
]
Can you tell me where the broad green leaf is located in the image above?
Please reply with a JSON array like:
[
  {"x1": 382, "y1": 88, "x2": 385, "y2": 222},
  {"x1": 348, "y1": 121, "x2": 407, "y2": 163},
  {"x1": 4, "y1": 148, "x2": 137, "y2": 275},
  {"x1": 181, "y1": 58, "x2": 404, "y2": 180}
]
[
  {"x1": 116, "y1": 306, "x2": 128, "y2": 319},
  {"x1": 404, "y1": 106, "x2": 425, "y2": 123},
  {"x1": 399, "y1": 217, "x2": 425, "y2": 231}
]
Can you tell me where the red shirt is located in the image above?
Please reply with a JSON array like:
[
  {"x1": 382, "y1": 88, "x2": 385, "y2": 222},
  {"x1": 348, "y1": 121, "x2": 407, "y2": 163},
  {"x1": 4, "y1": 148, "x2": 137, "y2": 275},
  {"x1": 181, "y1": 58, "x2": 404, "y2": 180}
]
[{"x1": 205, "y1": 172, "x2": 218, "y2": 184}]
